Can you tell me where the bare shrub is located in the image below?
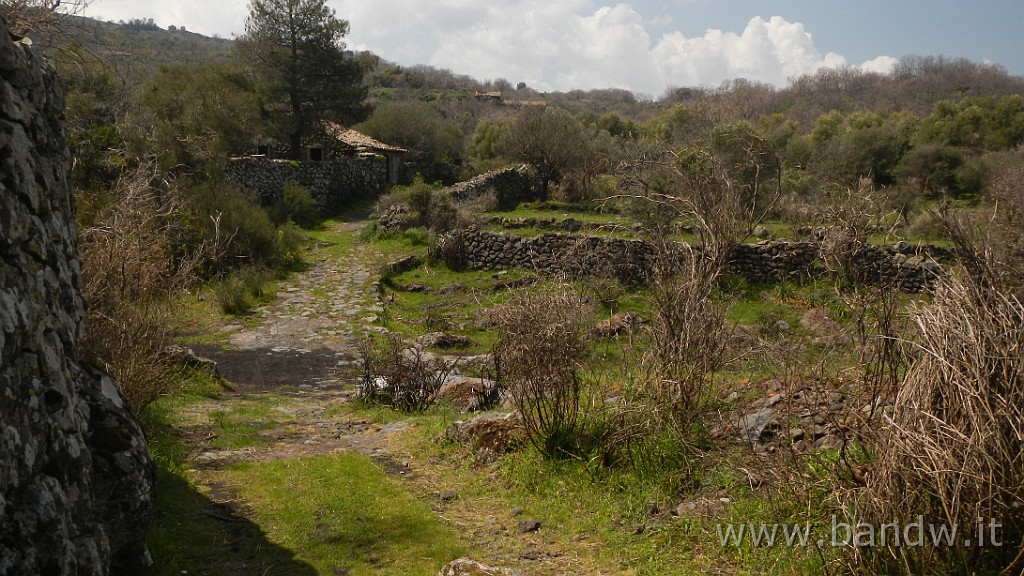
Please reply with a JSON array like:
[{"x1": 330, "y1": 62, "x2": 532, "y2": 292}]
[
  {"x1": 357, "y1": 334, "x2": 456, "y2": 412},
  {"x1": 1, "y1": 0, "x2": 89, "y2": 38},
  {"x1": 491, "y1": 282, "x2": 596, "y2": 459},
  {"x1": 855, "y1": 270, "x2": 1024, "y2": 574},
  {"x1": 815, "y1": 180, "x2": 893, "y2": 287},
  {"x1": 79, "y1": 164, "x2": 201, "y2": 412}
]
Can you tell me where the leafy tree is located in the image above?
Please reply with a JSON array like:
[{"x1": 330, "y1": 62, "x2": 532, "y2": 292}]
[
  {"x1": 498, "y1": 107, "x2": 590, "y2": 200},
  {"x1": 355, "y1": 101, "x2": 464, "y2": 165},
  {"x1": 916, "y1": 95, "x2": 1024, "y2": 151},
  {"x1": 468, "y1": 118, "x2": 509, "y2": 161},
  {"x1": 237, "y1": 0, "x2": 368, "y2": 159},
  {"x1": 142, "y1": 62, "x2": 263, "y2": 174}
]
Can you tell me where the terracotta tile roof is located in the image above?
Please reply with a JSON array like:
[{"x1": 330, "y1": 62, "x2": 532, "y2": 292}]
[{"x1": 323, "y1": 121, "x2": 407, "y2": 153}]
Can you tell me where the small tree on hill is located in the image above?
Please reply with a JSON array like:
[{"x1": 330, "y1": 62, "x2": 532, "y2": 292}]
[
  {"x1": 498, "y1": 107, "x2": 590, "y2": 201},
  {"x1": 237, "y1": 0, "x2": 368, "y2": 159}
]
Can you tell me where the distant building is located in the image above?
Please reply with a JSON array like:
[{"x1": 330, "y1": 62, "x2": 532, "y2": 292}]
[{"x1": 248, "y1": 122, "x2": 407, "y2": 186}]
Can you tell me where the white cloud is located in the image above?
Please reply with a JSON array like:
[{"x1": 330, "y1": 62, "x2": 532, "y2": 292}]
[
  {"x1": 859, "y1": 55, "x2": 899, "y2": 75},
  {"x1": 83, "y1": 0, "x2": 246, "y2": 38},
  {"x1": 83, "y1": 0, "x2": 897, "y2": 94},
  {"x1": 337, "y1": 1, "x2": 887, "y2": 94}
]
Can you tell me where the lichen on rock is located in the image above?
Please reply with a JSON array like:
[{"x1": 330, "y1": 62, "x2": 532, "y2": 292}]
[{"x1": 0, "y1": 17, "x2": 155, "y2": 576}]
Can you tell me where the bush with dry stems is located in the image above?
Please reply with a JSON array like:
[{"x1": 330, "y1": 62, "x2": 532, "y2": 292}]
[
  {"x1": 491, "y1": 282, "x2": 596, "y2": 459},
  {"x1": 79, "y1": 164, "x2": 201, "y2": 412},
  {"x1": 357, "y1": 333, "x2": 458, "y2": 412},
  {"x1": 855, "y1": 252, "x2": 1024, "y2": 574}
]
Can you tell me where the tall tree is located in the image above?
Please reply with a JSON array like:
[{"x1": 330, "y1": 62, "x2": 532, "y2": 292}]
[{"x1": 237, "y1": 0, "x2": 367, "y2": 159}]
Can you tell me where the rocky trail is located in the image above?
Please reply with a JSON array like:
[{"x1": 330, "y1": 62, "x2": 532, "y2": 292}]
[{"x1": 167, "y1": 220, "x2": 564, "y2": 576}]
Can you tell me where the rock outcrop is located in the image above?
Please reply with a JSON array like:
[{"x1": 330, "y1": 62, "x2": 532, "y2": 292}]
[{"x1": 1, "y1": 19, "x2": 155, "y2": 575}]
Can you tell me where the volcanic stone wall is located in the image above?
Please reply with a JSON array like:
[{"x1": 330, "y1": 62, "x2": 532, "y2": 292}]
[
  {"x1": 436, "y1": 228, "x2": 942, "y2": 292},
  {"x1": 225, "y1": 155, "x2": 388, "y2": 211},
  {"x1": 0, "y1": 20, "x2": 155, "y2": 575}
]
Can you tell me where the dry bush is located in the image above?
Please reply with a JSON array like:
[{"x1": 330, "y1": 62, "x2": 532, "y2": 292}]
[
  {"x1": 1, "y1": 0, "x2": 88, "y2": 38},
  {"x1": 815, "y1": 180, "x2": 893, "y2": 287},
  {"x1": 357, "y1": 334, "x2": 457, "y2": 412},
  {"x1": 79, "y1": 165, "x2": 201, "y2": 412},
  {"x1": 855, "y1": 256, "x2": 1024, "y2": 574},
  {"x1": 491, "y1": 282, "x2": 596, "y2": 459}
]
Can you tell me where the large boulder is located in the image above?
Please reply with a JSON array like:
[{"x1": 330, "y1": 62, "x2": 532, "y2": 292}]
[
  {"x1": 0, "y1": 19, "x2": 155, "y2": 575},
  {"x1": 430, "y1": 375, "x2": 499, "y2": 412},
  {"x1": 444, "y1": 411, "x2": 527, "y2": 463}
]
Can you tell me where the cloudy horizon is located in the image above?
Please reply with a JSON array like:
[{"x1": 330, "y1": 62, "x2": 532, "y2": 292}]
[{"x1": 81, "y1": 0, "x2": 1024, "y2": 96}]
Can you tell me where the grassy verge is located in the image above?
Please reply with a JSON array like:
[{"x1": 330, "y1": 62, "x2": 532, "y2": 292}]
[{"x1": 213, "y1": 455, "x2": 465, "y2": 575}]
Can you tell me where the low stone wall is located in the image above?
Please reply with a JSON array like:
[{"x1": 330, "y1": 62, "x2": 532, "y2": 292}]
[
  {"x1": 434, "y1": 228, "x2": 943, "y2": 292},
  {"x1": 446, "y1": 164, "x2": 537, "y2": 209},
  {"x1": 225, "y1": 156, "x2": 388, "y2": 211}
]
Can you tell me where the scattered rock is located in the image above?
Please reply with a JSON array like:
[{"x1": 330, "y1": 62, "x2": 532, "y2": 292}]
[
  {"x1": 404, "y1": 282, "x2": 432, "y2": 293},
  {"x1": 520, "y1": 547, "x2": 544, "y2": 560},
  {"x1": 378, "y1": 421, "x2": 413, "y2": 436},
  {"x1": 517, "y1": 519, "x2": 542, "y2": 534},
  {"x1": 443, "y1": 411, "x2": 527, "y2": 463},
  {"x1": 164, "y1": 344, "x2": 220, "y2": 377},
  {"x1": 431, "y1": 376, "x2": 500, "y2": 412},
  {"x1": 437, "y1": 557, "x2": 522, "y2": 576},
  {"x1": 592, "y1": 311, "x2": 645, "y2": 338},
  {"x1": 734, "y1": 407, "x2": 777, "y2": 442},
  {"x1": 436, "y1": 491, "x2": 459, "y2": 503},
  {"x1": 417, "y1": 332, "x2": 476, "y2": 350}
]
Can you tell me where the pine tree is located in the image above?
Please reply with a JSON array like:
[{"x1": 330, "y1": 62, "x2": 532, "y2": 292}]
[{"x1": 238, "y1": 0, "x2": 368, "y2": 159}]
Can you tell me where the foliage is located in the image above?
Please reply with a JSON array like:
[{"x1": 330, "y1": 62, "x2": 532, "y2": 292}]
[
  {"x1": 355, "y1": 100, "x2": 465, "y2": 165},
  {"x1": 916, "y1": 95, "x2": 1024, "y2": 151},
  {"x1": 177, "y1": 181, "x2": 301, "y2": 273},
  {"x1": 497, "y1": 106, "x2": 592, "y2": 200},
  {"x1": 213, "y1": 266, "x2": 274, "y2": 315},
  {"x1": 237, "y1": 0, "x2": 368, "y2": 158},
  {"x1": 78, "y1": 164, "x2": 201, "y2": 413},
  {"x1": 268, "y1": 182, "x2": 320, "y2": 227},
  {"x1": 141, "y1": 62, "x2": 263, "y2": 175}
]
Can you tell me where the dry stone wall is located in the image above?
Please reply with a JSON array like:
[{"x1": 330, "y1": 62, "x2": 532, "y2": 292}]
[
  {"x1": 225, "y1": 155, "x2": 388, "y2": 211},
  {"x1": 445, "y1": 164, "x2": 537, "y2": 209},
  {"x1": 0, "y1": 21, "x2": 154, "y2": 575},
  {"x1": 435, "y1": 228, "x2": 942, "y2": 292}
]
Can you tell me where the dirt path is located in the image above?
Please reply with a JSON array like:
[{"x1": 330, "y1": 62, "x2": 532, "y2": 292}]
[{"x1": 172, "y1": 220, "x2": 590, "y2": 575}]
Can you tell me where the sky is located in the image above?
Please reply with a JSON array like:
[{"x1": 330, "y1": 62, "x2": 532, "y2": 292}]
[{"x1": 81, "y1": 0, "x2": 1024, "y2": 96}]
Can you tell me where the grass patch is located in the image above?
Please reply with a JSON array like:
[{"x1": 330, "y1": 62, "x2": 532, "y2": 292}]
[{"x1": 215, "y1": 454, "x2": 465, "y2": 575}]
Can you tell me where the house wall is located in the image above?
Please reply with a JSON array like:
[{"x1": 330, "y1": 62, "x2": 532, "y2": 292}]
[{"x1": 225, "y1": 156, "x2": 389, "y2": 211}]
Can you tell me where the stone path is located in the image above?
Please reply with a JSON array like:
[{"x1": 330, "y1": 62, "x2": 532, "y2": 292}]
[{"x1": 182, "y1": 220, "x2": 401, "y2": 465}]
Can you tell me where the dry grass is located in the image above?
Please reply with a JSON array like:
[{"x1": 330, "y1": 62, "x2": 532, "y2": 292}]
[
  {"x1": 79, "y1": 164, "x2": 201, "y2": 412},
  {"x1": 856, "y1": 260, "x2": 1024, "y2": 574}
]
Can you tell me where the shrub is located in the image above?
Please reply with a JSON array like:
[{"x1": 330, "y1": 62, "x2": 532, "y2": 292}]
[
  {"x1": 269, "y1": 182, "x2": 320, "y2": 228},
  {"x1": 357, "y1": 334, "x2": 457, "y2": 412},
  {"x1": 403, "y1": 226, "x2": 429, "y2": 246},
  {"x1": 79, "y1": 164, "x2": 200, "y2": 413},
  {"x1": 213, "y1": 266, "x2": 273, "y2": 315},
  {"x1": 492, "y1": 282, "x2": 596, "y2": 459},
  {"x1": 178, "y1": 181, "x2": 284, "y2": 272},
  {"x1": 858, "y1": 270, "x2": 1024, "y2": 574}
]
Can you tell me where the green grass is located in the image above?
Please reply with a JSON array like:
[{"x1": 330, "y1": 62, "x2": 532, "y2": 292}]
[
  {"x1": 205, "y1": 395, "x2": 299, "y2": 450},
  {"x1": 217, "y1": 454, "x2": 465, "y2": 575}
]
